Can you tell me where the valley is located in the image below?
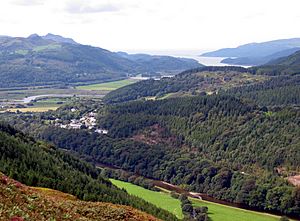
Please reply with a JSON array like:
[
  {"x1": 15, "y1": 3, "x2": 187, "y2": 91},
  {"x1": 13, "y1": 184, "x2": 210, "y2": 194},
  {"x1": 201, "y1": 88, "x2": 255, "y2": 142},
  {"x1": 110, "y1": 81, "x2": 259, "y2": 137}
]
[{"x1": 1, "y1": 0, "x2": 300, "y2": 220}]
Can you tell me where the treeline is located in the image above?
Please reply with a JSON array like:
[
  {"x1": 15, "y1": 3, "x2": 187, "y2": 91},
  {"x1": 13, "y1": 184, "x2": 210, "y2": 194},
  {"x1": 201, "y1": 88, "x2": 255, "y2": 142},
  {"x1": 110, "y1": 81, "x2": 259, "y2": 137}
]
[{"x1": 0, "y1": 122, "x2": 178, "y2": 221}]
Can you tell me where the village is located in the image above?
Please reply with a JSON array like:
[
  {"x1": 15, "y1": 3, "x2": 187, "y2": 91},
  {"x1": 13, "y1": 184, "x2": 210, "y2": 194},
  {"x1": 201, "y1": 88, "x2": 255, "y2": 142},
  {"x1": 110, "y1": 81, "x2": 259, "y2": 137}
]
[{"x1": 55, "y1": 109, "x2": 108, "y2": 134}]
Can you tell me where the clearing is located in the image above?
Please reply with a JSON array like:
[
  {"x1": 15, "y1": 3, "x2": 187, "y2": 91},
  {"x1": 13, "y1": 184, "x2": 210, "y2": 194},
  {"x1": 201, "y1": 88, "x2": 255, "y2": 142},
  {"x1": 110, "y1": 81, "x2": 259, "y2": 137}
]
[{"x1": 110, "y1": 179, "x2": 184, "y2": 219}]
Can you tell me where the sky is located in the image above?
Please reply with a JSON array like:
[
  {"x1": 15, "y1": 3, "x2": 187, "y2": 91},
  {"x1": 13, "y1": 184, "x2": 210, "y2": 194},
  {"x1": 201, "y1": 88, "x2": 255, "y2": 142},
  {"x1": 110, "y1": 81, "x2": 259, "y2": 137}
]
[{"x1": 1, "y1": 0, "x2": 300, "y2": 53}]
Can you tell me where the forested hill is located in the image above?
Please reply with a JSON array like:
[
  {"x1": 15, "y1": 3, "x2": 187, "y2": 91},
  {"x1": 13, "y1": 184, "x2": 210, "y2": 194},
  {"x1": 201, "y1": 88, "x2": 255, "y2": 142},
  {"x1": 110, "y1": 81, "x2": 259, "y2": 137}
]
[
  {"x1": 0, "y1": 34, "x2": 201, "y2": 88},
  {"x1": 253, "y1": 50, "x2": 300, "y2": 75},
  {"x1": 0, "y1": 122, "x2": 178, "y2": 221},
  {"x1": 103, "y1": 66, "x2": 266, "y2": 104}
]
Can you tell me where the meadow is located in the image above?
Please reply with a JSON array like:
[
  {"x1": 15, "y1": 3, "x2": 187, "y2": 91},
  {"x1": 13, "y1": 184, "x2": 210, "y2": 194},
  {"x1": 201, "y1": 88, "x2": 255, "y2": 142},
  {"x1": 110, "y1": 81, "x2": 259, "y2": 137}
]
[
  {"x1": 77, "y1": 79, "x2": 138, "y2": 91},
  {"x1": 110, "y1": 179, "x2": 184, "y2": 219},
  {"x1": 110, "y1": 179, "x2": 284, "y2": 221}
]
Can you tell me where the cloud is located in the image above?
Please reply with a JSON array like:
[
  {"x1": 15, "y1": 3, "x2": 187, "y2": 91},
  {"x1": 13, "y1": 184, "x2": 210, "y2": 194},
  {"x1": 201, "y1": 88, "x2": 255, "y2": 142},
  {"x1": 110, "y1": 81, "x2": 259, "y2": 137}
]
[
  {"x1": 10, "y1": 0, "x2": 44, "y2": 6},
  {"x1": 64, "y1": 1, "x2": 121, "y2": 14}
]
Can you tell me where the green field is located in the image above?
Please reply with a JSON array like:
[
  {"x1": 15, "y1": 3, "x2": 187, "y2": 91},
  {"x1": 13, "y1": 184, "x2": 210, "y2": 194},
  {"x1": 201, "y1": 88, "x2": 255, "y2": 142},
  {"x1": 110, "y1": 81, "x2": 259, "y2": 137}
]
[
  {"x1": 191, "y1": 199, "x2": 280, "y2": 221},
  {"x1": 110, "y1": 179, "x2": 284, "y2": 221},
  {"x1": 77, "y1": 79, "x2": 138, "y2": 91},
  {"x1": 110, "y1": 179, "x2": 183, "y2": 219}
]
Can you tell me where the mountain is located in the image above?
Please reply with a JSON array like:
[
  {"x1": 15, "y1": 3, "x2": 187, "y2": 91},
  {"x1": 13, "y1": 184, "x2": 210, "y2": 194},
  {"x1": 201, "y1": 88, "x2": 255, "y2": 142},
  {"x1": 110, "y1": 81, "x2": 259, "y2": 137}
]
[
  {"x1": 117, "y1": 52, "x2": 202, "y2": 73},
  {"x1": 254, "y1": 50, "x2": 300, "y2": 75},
  {"x1": 201, "y1": 38, "x2": 300, "y2": 58},
  {"x1": 0, "y1": 172, "x2": 158, "y2": 221},
  {"x1": 0, "y1": 122, "x2": 178, "y2": 221},
  {"x1": 0, "y1": 34, "x2": 202, "y2": 88},
  {"x1": 221, "y1": 47, "x2": 300, "y2": 66},
  {"x1": 42, "y1": 33, "x2": 78, "y2": 44}
]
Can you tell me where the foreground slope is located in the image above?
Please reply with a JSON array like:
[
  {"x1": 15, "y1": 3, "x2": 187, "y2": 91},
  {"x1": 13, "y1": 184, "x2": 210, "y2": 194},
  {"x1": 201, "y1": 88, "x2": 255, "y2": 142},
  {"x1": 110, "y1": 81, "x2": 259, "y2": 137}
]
[
  {"x1": 0, "y1": 122, "x2": 178, "y2": 221},
  {"x1": 0, "y1": 172, "x2": 158, "y2": 221}
]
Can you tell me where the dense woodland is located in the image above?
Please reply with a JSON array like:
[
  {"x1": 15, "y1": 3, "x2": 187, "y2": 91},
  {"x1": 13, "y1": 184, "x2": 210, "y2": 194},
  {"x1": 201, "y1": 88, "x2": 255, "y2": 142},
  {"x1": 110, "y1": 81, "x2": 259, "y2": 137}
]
[
  {"x1": 223, "y1": 74, "x2": 300, "y2": 106},
  {"x1": 0, "y1": 122, "x2": 178, "y2": 221},
  {"x1": 5, "y1": 93, "x2": 300, "y2": 218}
]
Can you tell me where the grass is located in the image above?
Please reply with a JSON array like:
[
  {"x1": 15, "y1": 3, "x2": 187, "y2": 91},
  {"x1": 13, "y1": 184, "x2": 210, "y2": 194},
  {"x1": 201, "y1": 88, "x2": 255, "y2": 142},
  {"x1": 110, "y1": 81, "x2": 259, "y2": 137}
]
[
  {"x1": 110, "y1": 179, "x2": 184, "y2": 219},
  {"x1": 110, "y1": 179, "x2": 285, "y2": 221},
  {"x1": 191, "y1": 198, "x2": 280, "y2": 221},
  {"x1": 77, "y1": 79, "x2": 138, "y2": 91}
]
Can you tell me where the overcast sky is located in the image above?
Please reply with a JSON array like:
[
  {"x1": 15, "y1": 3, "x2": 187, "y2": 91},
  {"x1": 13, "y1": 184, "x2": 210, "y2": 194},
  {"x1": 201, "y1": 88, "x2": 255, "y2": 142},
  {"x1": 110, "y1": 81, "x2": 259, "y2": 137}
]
[{"x1": 1, "y1": 0, "x2": 300, "y2": 52}]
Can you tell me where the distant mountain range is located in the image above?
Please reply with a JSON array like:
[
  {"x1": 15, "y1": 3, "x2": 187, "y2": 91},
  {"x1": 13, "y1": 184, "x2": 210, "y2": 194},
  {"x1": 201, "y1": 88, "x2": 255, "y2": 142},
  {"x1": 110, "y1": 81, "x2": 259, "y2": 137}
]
[
  {"x1": 201, "y1": 38, "x2": 300, "y2": 66},
  {"x1": 0, "y1": 34, "x2": 202, "y2": 88}
]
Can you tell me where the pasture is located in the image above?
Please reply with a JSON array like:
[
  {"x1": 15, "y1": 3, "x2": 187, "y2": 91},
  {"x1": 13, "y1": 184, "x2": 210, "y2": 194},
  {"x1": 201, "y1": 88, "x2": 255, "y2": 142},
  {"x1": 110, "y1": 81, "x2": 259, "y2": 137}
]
[
  {"x1": 77, "y1": 79, "x2": 138, "y2": 91},
  {"x1": 110, "y1": 179, "x2": 284, "y2": 221}
]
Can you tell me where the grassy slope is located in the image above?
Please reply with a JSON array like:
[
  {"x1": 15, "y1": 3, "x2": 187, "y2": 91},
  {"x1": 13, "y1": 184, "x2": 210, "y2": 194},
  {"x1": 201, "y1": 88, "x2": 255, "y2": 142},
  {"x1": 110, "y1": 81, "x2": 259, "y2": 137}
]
[
  {"x1": 0, "y1": 173, "x2": 158, "y2": 221},
  {"x1": 110, "y1": 179, "x2": 183, "y2": 219},
  {"x1": 77, "y1": 79, "x2": 139, "y2": 91},
  {"x1": 111, "y1": 179, "x2": 284, "y2": 221}
]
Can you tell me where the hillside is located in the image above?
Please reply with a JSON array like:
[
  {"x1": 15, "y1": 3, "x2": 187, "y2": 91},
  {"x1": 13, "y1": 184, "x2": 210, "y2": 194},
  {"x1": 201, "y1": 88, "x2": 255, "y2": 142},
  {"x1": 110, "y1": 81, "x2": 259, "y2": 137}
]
[
  {"x1": 201, "y1": 38, "x2": 300, "y2": 58},
  {"x1": 0, "y1": 122, "x2": 178, "y2": 221},
  {"x1": 19, "y1": 95, "x2": 300, "y2": 218},
  {"x1": 0, "y1": 172, "x2": 158, "y2": 221},
  {"x1": 0, "y1": 34, "x2": 201, "y2": 88},
  {"x1": 253, "y1": 50, "x2": 300, "y2": 75},
  {"x1": 117, "y1": 52, "x2": 202, "y2": 73},
  {"x1": 103, "y1": 66, "x2": 267, "y2": 104},
  {"x1": 220, "y1": 47, "x2": 300, "y2": 66}
]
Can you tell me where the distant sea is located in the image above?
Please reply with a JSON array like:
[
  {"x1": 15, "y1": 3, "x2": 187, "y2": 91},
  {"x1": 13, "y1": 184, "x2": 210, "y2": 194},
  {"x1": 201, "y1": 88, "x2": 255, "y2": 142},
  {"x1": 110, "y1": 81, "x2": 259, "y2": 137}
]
[{"x1": 124, "y1": 49, "x2": 249, "y2": 67}]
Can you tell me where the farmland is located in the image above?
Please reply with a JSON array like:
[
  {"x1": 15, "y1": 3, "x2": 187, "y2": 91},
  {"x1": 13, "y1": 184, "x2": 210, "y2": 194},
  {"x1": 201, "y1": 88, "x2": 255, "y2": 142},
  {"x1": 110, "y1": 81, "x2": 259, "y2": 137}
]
[
  {"x1": 110, "y1": 179, "x2": 284, "y2": 221},
  {"x1": 77, "y1": 79, "x2": 139, "y2": 91}
]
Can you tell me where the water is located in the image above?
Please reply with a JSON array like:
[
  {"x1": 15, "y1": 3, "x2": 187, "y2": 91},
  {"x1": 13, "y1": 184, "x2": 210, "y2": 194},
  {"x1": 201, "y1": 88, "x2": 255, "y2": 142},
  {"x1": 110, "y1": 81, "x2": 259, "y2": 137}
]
[{"x1": 124, "y1": 49, "x2": 249, "y2": 67}]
